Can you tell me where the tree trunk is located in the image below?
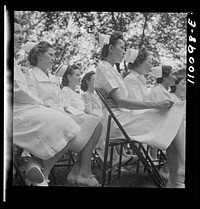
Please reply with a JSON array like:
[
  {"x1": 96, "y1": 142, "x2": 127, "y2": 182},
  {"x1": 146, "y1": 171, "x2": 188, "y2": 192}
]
[
  {"x1": 139, "y1": 13, "x2": 149, "y2": 49},
  {"x1": 111, "y1": 12, "x2": 118, "y2": 31}
]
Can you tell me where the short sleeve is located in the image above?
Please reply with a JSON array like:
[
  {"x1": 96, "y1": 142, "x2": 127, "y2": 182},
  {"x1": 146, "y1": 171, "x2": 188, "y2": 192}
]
[
  {"x1": 95, "y1": 64, "x2": 119, "y2": 94},
  {"x1": 14, "y1": 60, "x2": 43, "y2": 105},
  {"x1": 124, "y1": 75, "x2": 143, "y2": 101}
]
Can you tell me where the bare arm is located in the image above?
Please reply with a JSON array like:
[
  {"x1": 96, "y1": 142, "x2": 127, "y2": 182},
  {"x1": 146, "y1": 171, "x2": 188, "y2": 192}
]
[{"x1": 109, "y1": 88, "x2": 173, "y2": 110}]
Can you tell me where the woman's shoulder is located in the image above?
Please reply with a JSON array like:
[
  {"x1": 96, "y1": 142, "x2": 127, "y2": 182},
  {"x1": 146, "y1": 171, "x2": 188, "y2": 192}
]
[
  {"x1": 124, "y1": 72, "x2": 137, "y2": 82},
  {"x1": 97, "y1": 63, "x2": 109, "y2": 74},
  {"x1": 62, "y1": 86, "x2": 71, "y2": 91},
  {"x1": 82, "y1": 91, "x2": 90, "y2": 97},
  {"x1": 149, "y1": 85, "x2": 161, "y2": 94},
  {"x1": 61, "y1": 86, "x2": 73, "y2": 95}
]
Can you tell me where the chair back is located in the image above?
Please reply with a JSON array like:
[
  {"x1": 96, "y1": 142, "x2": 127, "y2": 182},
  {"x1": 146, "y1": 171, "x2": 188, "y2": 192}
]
[
  {"x1": 95, "y1": 88, "x2": 165, "y2": 187},
  {"x1": 95, "y1": 88, "x2": 131, "y2": 142}
]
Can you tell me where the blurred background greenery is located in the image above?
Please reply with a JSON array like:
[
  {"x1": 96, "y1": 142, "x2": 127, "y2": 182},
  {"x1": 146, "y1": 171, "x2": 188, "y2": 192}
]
[{"x1": 14, "y1": 11, "x2": 187, "y2": 87}]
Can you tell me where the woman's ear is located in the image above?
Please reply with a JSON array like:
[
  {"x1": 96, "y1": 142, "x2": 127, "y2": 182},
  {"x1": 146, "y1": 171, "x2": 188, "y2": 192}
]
[
  {"x1": 86, "y1": 79, "x2": 90, "y2": 86},
  {"x1": 108, "y1": 45, "x2": 113, "y2": 54},
  {"x1": 37, "y1": 52, "x2": 43, "y2": 61}
]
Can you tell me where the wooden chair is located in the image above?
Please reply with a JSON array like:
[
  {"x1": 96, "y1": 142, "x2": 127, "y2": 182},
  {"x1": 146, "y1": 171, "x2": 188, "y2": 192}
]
[{"x1": 95, "y1": 88, "x2": 165, "y2": 188}]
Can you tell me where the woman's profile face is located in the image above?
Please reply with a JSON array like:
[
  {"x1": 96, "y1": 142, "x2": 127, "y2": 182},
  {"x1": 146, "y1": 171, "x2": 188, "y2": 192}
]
[
  {"x1": 14, "y1": 23, "x2": 24, "y2": 53},
  {"x1": 176, "y1": 78, "x2": 186, "y2": 93},
  {"x1": 165, "y1": 69, "x2": 176, "y2": 86},
  {"x1": 87, "y1": 74, "x2": 95, "y2": 88},
  {"x1": 140, "y1": 56, "x2": 152, "y2": 75},
  {"x1": 38, "y1": 47, "x2": 55, "y2": 70},
  {"x1": 112, "y1": 39, "x2": 126, "y2": 63},
  {"x1": 70, "y1": 69, "x2": 81, "y2": 86}
]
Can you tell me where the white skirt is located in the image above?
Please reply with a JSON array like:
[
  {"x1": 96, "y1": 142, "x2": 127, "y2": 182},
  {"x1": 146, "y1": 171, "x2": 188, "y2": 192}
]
[
  {"x1": 109, "y1": 102, "x2": 185, "y2": 150},
  {"x1": 13, "y1": 104, "x2": 101, "y2": 160}
]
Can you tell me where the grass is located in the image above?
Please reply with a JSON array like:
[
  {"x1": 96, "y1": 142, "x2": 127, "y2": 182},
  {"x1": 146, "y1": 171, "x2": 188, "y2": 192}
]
[
  {"x1": 48, "y1": 159, "x2": 157, "y2": 188},
  {"x1": 13, "y1": 154, "x2": 159, "y2": 188}
]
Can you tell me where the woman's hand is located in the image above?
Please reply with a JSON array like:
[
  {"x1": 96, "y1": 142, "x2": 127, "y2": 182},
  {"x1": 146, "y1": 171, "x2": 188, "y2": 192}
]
[
  {"x1": 107, "y1": 99, "x2": 118, "y2": 108},
  {"x1": 155, "y1": 99, "x2": 174, "y2": 110}
]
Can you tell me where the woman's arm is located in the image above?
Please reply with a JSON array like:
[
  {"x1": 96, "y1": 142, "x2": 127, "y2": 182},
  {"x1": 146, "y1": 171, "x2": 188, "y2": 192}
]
[
  {"x1": 82, "y1": 93, "x2": 95, "y2": 115},
  {"x1": 109, "y1": 88, "x2": 173, "y2": 110}
]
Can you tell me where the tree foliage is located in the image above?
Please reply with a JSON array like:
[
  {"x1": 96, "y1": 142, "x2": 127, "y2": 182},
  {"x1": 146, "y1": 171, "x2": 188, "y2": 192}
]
[{"x1": 14, "y1": 11, "x2": 187, "y2": 85}]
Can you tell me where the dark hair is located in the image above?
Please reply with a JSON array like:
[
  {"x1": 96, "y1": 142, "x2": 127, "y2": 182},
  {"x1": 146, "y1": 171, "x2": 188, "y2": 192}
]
[
  {"x1": 80, "y1": 71, "x2": 95, "y2": 91},
  {"x1": 61, "y1": 64, "x2": 79, "y2": 87},
  {"x1": 28, "y1": 41, "x2": 53, "y2": 66},
  {"x1": 127, "y1": 47, "x2": 149, "y2": 70},
  {"x1": 156, "y1": 65, "x2": 173, "y2": 84},
  {"x1": 170, "y1": 75, "x2": 185, "y2": 93},
  {"x1": 100, "y1": 31, "x2": 124, "y2": 60}
]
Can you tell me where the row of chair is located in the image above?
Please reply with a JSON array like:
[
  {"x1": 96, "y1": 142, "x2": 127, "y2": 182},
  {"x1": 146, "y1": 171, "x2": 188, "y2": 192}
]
[{"x1": 13, "y1": 88, "x2": 167, "y2": 187}]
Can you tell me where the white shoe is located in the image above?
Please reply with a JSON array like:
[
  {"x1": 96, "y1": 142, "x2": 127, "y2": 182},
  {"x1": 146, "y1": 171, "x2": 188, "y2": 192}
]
[
  {"x1": 19, "y1": 156, "x2": 44, "y2": 184},
  {"x1": 21, "y1": 150, "x2": 31, "y2": 157},
  {"x1": 34, "y1": 179, "x2": 50, "y2": 186}
]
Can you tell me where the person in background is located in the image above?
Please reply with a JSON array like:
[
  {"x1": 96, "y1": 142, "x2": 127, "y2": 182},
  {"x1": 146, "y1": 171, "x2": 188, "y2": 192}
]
[
  {"x1": 25, "y1": 40, "x2": 103, "y2": 187},
  {"x1": 14, "y1": 18, "x2": 94, "y2": 187},
  {"x1": 149, "y1": 65, "x2": 185, "y2": 184},
  {"x1": 80, "y1": 71, "x2": 136, "y2": 170},
  {"x1": 170, "y1": 75, "x2": 186, "y2": 102},
  {"x1": 124, "y1": 48, "x2": 159, "y2": 164},
  {"x1": 95, "y1": 31, "x2": 185, "y2": 188},
  {"x1": 81, "y1": 71, "x2": 103, "y2": 117}
]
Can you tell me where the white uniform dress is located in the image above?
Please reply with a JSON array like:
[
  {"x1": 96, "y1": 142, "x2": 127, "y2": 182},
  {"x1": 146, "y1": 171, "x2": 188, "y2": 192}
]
[
  {"x1": 149, "y1": 84, "x2": 186, "y2": 139},
  {"x1": 95, "y1": 60, "x2": 185, "y2": 150},
  {"x1": 124, "y1": 70, "x2": 150, "y2": 102},
  {"x1": 26, "y1": 67, "x2": 101, "y2": 153},
  {"x1": 61, "y1": 86, "x2": 85, "y2": 113},
  {"x1": 13, "y1": 59, "x2": 81, "y2": 160},
  {"x1": 82, "y1": 91, "x2": 103, "y2": 117},
  {"x1": 81, "y1": 91, "x2": 104, "y2": 147}
]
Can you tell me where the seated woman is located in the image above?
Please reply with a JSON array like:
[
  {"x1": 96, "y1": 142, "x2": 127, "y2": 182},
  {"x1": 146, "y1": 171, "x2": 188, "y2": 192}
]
[
  {"x1": 81, "y1": 71, "x2": 103, "y2": 117},
  {"x1": 13, "y1": 18, "x2": 86, "y2": 186},
  {"x1": 149, "y1": 67, "x2": 186, "y2": 181},
  {"x1": 94, "y1": 31, "x2": 186, "y2": 188},
  {"x1": 170, "y1": 74, "x2": 186, "y2": 102},
  {"x1": 80, "y1": 71, "x2": 136, "y2": 168},
  {"x1": 123, "y1": 48, "x2": 159, "y2": 163},
  {"x1": 25, "y1": 40, "x2": 103, "y2": 187}
]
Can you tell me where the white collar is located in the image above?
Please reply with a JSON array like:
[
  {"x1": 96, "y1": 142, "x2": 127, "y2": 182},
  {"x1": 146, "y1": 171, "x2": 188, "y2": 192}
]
[
  {"x1": 31, "y1": 67, "x2": 52, "y2": 82},
  {"x1": 102, "y1": 60, "x2": 115, "y2": 69},
  {"x1": 130, "y1": 70, "x2": 142, "y2": 78},
  {"x1": 158, "y1": 83, "x2": 170, "y2": 93}
]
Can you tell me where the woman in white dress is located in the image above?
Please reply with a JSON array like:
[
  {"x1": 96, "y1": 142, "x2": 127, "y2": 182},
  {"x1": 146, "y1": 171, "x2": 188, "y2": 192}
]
[
  {"x1": 123, "y1": 48, "x2": 159, "y2": 162},
  {"x1": 95, "y1": 31, "x2": 185, "y2": 188},
  {"x1": 170, "y1": 75, "x2": 186, "y2": 102},
  {"x1": 25, "y1": 41, "x2": 103, "y2": 186},
  {"x1": 81, "y1": 71, "x2": 103, "y2": 117},
  {"x1": 13, "y1": 18, "x2": 87, "y2": 186},
  {"x1": 149, "y1": 67, "x2": 186, "y2": 182},
  {"x1": 80, "y1": 71, "x2": 136, "y2": 167}
]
